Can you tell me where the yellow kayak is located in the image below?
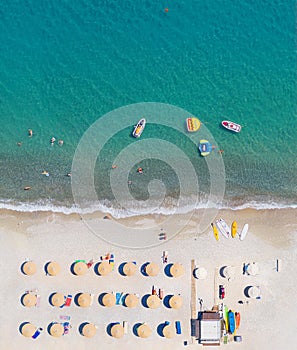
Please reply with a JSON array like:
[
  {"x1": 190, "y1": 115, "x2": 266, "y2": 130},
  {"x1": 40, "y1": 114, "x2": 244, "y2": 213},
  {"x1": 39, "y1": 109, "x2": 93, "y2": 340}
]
[
  {"x1": 211, "y1": 223, "x2": 219, "y2": 241},
  {"x1": 231, "y1": 221, "x2": 237, "y2": 238}
]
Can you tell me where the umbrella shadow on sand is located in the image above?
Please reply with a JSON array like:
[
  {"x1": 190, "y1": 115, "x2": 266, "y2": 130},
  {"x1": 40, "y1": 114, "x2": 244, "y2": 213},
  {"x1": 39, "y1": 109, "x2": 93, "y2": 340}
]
[{"x1": 141, "y1": 294, "x2": 150, "y2": 308}]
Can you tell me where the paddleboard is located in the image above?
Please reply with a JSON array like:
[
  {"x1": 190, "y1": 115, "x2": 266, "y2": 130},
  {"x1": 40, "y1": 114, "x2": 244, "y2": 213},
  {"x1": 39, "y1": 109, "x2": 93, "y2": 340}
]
[
  {"x1": 235, "y1": 312, "x2": 241, "y2": 329},
  {"x1": 239, "y1": 224, "x2": 249, "y2": 241},
  {"x1": 223, "y1": 305, "x2": 229, "y2": 331},
  {"x1": 228, "y1": 310, "x2": 236, "y2": 334},
  {"x1": 211, "y1": 223, "x2": 219, "y2": 241},
  {"x1": 231, "y1": 221, "x2": 237, "y2": 238},
  {"x1": 215, "y1": 219, "x2": 230, "y2": 238}
]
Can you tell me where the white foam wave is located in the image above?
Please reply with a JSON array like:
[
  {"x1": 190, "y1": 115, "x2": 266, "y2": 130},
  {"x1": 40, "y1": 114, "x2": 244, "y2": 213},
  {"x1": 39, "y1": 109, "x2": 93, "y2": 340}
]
[{"x1": 0, "y1": 197, "x2": 296, "y2": 219}]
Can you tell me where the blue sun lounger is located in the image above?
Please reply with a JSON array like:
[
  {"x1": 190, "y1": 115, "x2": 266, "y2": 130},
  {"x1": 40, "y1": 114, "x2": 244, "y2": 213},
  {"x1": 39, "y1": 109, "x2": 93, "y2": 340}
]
[{"x1": 175, "y1": 321, "x2": 182, "y2": 335}]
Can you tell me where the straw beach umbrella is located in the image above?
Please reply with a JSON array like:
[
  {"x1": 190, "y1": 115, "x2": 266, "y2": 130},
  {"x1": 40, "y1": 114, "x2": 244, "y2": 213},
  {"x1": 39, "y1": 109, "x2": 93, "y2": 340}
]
[
  {"x1": 97, "y1": 261, "x2": 112, "y2": 276},
  {"x1": 246, "y1": 262, "x2": 259, "y2": 276},
  {"x1": 51, "y1": 293, "x2": 65, "y2": 307},
  {"x1": 102, "y1": 293, "x2": 116, "y2": 307},
  {"x1": 22, "y1": 261, "x2": 37, "y2": 275},
  {"x1": 123, "y1": 262, "x2": 137, "y2": 276},
  {"x1": 73, "y1": 261, "x2": 88, "y2": 275},
  {"x1": 170, "y1": 263, "x2": 184, "y2": 278},
  {"x1": 78, "y1": 293, "x2": 92, "y2": 307},
  {"x1": 21, "y1": 323, "x2": 36, "y2": 338},
  {"x1": 247, "y1": 286, "x2": 261, "y2": 299},
  {"x1": 46, "y1": 261, "x2": 61, "y2": 276},
  {"x1": 49, "y1": 323, "x2": 64, "y2": 338},
  {"x1": 146, "y1": 295, "x2": 161, "y2": 309},
  {"x1": 169, "y1": 295, "x2": 183, "y2": 309},
  {"x1": 193, "y1": 267, "x2": 207, "y2": 280},
  {"x1": 124, "y1": 294, "x2": 139, "y2": 308},
  {"x1": 145, "y1": 263, "x2": 159, "y2": 277},
  {"x1": 111, "y1": 324, "x2": 124, "y2": 338},
  {"x1": 163, "y1": 324, "x2": 175, "y2": 338},
  {"x1": 82, "y1": 323, "x2": 97, "y2": 338},
  {"x1": 137, "y1": 324, "x2": 152, "y2": 338},
  {"x1": 22, "y1": 294, "x2": 37, "y2": 307}
]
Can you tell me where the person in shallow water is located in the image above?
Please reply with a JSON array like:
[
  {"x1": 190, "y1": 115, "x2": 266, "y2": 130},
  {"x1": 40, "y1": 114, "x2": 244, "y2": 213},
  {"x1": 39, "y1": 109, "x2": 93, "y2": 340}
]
[{"x1": 137, "y1": 167, "x2": 143, "y2": 174}]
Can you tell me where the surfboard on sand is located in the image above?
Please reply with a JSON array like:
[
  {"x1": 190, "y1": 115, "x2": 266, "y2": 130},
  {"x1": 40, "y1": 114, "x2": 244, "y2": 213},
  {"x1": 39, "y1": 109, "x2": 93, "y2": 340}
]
[
  {"x1": 239, "y1": 224, "x2": 249, "y2": 241},
  {"x1": 231, "y1": 221, "x2": 237, "y2": 238},
  {"x1": 215, "y1": 218, "x2": 231, "y2": 238},
  {"x1": 211, "y1": 223, "x2": 219, "y2": 241}
]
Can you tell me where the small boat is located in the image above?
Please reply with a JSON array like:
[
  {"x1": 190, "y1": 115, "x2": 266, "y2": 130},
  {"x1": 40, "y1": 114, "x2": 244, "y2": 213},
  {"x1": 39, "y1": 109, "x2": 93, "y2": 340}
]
[
  {"x1": 231, "y1": 221, "x2": 237, "y2": 238},
  {"x1": 215, "y1": 219, "x2": 230, "y2": 239},
  {"x1": 222, "y1": 120, "x2": 241, "y2": 133},
  {"x1": 228, "y1": 310, "x2": 236, "y2": 334},
  {"x1": 211, "y1": 223, "x2": 219, "y2": 241},
  {"x1": 132, "y1": 118, "x2": 146, "y2": 138},
  {"x1": 198, "y1": 139, "x2": 212, "y2": 156},
  {"x1": 239, "y1": 223, "x2": 249, "y2": 241},
  {"x1": 186, "y1": 117, "x2": 201, "y2": 132}
]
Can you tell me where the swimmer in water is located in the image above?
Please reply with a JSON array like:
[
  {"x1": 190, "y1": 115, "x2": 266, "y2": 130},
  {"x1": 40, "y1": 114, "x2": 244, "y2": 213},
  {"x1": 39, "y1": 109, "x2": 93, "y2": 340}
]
[
  {"x1": 58, "y1": 140, "x2": 64, "y2": 146},
  {"x1": 50, "y1": 137, "x2": 56, "y2": 144},
  {"x1": 28, "y1": 129, "x2": 33, "y2": 137}
]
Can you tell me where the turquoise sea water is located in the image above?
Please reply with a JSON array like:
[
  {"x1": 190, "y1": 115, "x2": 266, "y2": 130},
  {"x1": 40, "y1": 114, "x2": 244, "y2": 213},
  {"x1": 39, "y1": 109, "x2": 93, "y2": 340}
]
[{"x1": 0, "y1": 0, "x2": 296, "y2": 216}]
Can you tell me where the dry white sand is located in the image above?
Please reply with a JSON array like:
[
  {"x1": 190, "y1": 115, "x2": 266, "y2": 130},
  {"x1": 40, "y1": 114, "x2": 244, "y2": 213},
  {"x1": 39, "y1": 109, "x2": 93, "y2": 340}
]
[{"x1": 0, "y1": 208, "x2": 296, "y2": 350}]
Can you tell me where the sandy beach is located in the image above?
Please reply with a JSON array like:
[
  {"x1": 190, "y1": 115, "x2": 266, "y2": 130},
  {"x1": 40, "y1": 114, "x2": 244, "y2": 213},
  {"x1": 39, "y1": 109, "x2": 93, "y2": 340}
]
[{"x1": 0, "y1": 207, "x2": 296, "y2": 350}]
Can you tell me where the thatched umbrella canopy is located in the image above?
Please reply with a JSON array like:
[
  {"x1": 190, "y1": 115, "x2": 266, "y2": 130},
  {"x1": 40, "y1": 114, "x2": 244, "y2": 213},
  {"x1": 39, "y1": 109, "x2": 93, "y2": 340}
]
[
  {"x1": 22, "y1": 294, "x2": 37, "y2": 307},
  {"x1": 82, "y1": 323, "x2": 97, "y2": 337},
  {"x1": 246, "y1": 262, "x2": 259, "y2": 276},
  {"x1": 111, "y1": 324, "x2": 124, "y2": 338},
  {"x1": 123, "y1": 262, "x2": 137, "y2": 276},
  {"x1": 146, "y1": 295, "x2": 161, "y2": 309},
  {"x1": 145, "y1": 263, "x2": 159, "y2": 277},
  {"x1": 97, "y1": 261, "x2": 112, "y2": 276},
  {"x1": 137, "y1": 324, "x2": 152, "y2": 338},
  {"x1": 77, "y1": 293, "x2": 92, "y2": 307},
  {"x1": 49, "y1": 323, "x2": 64, "y2": 337},
  {"x1": 169, "y1": 295, "x2": 183, "y2": 309},
  {"x1": 170, "y1": 263, "x2": 184, "y2": 277},
  {"x1": 102, "y1": 293, "x2": 116, "y2": 307},
  {"x1": 21, "y1": 323, "x2": 36, "y2": 337},
  {"x1": 51, "y1": 293, "x2": 65, "y2": 307},
  {"x1": 193, "y1": 267, "x2": 207, "y2": 280},
  {"x1": 46, "y1": 261, "x2": 61, "y2": 276},
  {"x1": 124, "y1": 294, "x2": 139, "y2": 308},
  {"x1": 22, "y1": 261, "x2": 37, "y2": 275},
  {"x1": 163, "y1": 324, "x2": 175, "y2": 338},
  {"x1": 73, "y1": 261, "x2": 88, "y2": 275}
]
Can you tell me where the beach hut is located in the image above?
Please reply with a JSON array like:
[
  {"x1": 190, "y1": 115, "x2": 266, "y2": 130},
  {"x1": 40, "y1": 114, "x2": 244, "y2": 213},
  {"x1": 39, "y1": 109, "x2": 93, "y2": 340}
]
[
  {"x1": 96, "y1": 261, "x2": 112, "y2": 276},
  {"x1": 22, "y1": 261, "x2": 37, "y2": 275},
  {"x1": 124, "y1": 294, "x2": 139, "y2": 308},
  {"x1": 102, "y1": 293, "x2": 116, "y2": 307},
  {"x1": 111, "y1": 324, "x2": 124, "y2": 338},
  {"x1": 246, "y1": 262, "x2": 259, "y2": 276},
  {"x1": 193, "y1": 267, "x2": 207, "y2": 280},
  {"x1": 73, "y1": 261, "x2": 88, "y2": 276},
  {"x1": 137, "y1": 324, "x2": 152, "y2": 338},
  {"x1": 49, "y1": 323, "x2": 64, "y2": 338},
  {"x1": 169, "y1": 295, "x2": 183, "y2": 309},
  {"x1": 77, "y1": 293, "x2": 92, "y2": 307},
  {"x1": 81, "y1": 323, "x2": 97, "y2": 338},
  {"x1": 170, "y1": 263, "x2": 185, "y2": 278},
  {"x1": 145, "y1": 263, "x2": 159, "y2": 277},
  {"x1": 247, "y1": 286, "x2": 261, "y2": 299},
  {"x1": 46, "y1": 261, "x2": 61, "y2": 276},
  {"x1": 22, "y1": 294, "x2": 37, "y2": 307},
  {"x1": 51, "y1": 293, "x2": 65, "y2": 307},
  {"x1": 163, "y1": 324, "x2": 175, "y2": 338},
  {"x1": 20, "y1": 323, "x2": 36, "y2": 338},
  {"x1": 146, "y1": 295, "x2": 161, "y2": 309},
  {"x1": 123, "y1": 262, "x2": 137, "y2": 276}
]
